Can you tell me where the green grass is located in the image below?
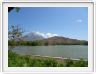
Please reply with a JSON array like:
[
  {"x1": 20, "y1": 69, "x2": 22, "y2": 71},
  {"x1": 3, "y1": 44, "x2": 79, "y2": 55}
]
[{"x1": 8, "y1": 50, "x2": 88, "y2": 67}]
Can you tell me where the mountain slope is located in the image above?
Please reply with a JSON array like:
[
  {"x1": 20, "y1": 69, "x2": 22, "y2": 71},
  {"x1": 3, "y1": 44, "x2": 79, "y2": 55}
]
[
  {"x1": 21, "y1": 32, "x2": 45, "y2": 41},
  {"x1": 39, "y1": 36, "x2": 88, "y2": 45}
]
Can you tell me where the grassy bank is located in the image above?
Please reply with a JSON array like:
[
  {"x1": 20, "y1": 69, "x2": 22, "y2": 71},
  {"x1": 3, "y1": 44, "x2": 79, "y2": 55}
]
[{"x1": 8, "y1": 50, "x2": 88, "y2": 67}]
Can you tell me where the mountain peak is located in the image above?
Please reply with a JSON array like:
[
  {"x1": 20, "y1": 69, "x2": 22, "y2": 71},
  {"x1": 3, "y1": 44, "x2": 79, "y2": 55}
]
[{"x1": 21, "y1": 32, "x2": 45, "y2": 41}]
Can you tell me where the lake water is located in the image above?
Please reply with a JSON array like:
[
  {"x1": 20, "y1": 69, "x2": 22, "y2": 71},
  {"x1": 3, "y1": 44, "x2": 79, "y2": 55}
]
[{"x1": 11, "y1": 45, "x2": 88, "y2": 60}]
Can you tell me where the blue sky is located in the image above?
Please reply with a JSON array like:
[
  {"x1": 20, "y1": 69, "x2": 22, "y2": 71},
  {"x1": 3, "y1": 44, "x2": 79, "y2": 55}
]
[{"x1": 8, "y1": 7, "x2": 88, "y2": 40}]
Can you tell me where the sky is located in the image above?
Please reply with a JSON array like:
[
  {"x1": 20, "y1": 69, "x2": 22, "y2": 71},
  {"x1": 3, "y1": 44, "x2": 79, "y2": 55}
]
[{"x1": 8, "y1": 7, "x2": 88, "y2": 40}]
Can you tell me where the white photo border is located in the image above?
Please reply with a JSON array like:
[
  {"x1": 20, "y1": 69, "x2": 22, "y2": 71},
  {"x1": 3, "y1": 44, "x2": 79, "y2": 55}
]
[
  {"x1": 94, "y1": 2, "x2": 96, "y2": 72},
  {"x1": 4, "y1": 72, "x2": 93, "y2": 74},
  {"x1": 2, "y1": 2, "x2": 94, "y2": 73},
  {"x1": 3, "y1": 0, "x2": 93, "y2": 3},
  {"x1": 0, "y1": 1, "x2": 2, "y2": 72}
]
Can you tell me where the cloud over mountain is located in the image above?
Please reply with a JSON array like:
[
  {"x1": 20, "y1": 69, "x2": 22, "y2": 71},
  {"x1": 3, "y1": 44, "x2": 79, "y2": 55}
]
[{"x1": 36, "y1": 32, "x2": 59, "y2": 38}]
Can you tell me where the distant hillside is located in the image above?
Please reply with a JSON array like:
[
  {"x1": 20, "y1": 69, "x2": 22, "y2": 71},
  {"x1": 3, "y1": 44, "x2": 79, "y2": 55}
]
[{"x1": 39, "y1": 36, "x2": 88, "y2": 45}]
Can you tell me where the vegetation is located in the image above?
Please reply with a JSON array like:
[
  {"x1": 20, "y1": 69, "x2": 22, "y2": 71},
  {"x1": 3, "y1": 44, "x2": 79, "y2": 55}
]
[
  {"x1": 8, "y1": 25, "x2": 24, "y2": 48},
  {"x1": 8, "y1": 50, "x2": 88, "y2": 67},
  {"x1": 8, "y1": 40, "x2": 88, "y2": 46}
]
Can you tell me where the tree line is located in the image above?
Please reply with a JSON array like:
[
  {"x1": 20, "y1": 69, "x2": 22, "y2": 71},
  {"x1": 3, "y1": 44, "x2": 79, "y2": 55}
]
[{"x1": 8, "y1": 40, "x2": 88, "y2": 46}]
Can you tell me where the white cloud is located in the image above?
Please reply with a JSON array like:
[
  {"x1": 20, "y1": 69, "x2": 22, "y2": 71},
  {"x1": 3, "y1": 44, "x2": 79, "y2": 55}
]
[
  {"x1": 36, "y1": 32, "x2": 59, "y2": 38},
  {"x1": 76, "y1": 19, "x2": 83, "y2": 23},
  {"x1": 46, "y1": 33, "x2": 58, "y2": 38},
  {"x1": 36, "y1": 32, "x2": 45, "y2": 37}
]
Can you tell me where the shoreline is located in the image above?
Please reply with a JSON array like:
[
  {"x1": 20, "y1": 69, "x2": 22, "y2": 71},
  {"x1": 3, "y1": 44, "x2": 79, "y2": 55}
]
[
  {"x1": 16, "y1": 53, "x2": 87, "y2": 61},
  {"x1": 30, "y1": 55, "x2": 87, "y2": 61}
]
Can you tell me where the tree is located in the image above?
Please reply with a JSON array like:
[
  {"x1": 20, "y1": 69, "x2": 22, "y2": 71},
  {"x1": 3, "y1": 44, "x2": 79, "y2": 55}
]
[
  {"x1": 8, "y1": 7, "x2": 20, "y2": 12},
  {"x1": 8, "y1": 7, "x2": 21, "y2": 49},
  {"x1": 8, "y1": 25, "x2": 24, "y2": 48},
  {"x1": 9, "y1": 25, "x2": 23, "y2": 41}
]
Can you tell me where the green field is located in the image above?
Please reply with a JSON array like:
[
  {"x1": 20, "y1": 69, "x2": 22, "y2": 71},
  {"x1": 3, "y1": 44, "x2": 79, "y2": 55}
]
[{"x1": 8, "y1": 50, "x2": 88, "y2": 67}]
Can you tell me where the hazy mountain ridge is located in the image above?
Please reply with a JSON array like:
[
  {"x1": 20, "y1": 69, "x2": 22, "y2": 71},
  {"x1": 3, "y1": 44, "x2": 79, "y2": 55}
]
[
  {"x1": 16, "y1": 32, "x2": 88, "y2": 45},
  {"x1": 39, "y1": 36, "x2": 88, "y2": 45}
]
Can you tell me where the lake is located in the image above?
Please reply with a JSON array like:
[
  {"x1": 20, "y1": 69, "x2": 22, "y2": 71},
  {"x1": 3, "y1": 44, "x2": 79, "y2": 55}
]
[{"x1": 10, "y1": 45, "x2": 88, "y2": 60}]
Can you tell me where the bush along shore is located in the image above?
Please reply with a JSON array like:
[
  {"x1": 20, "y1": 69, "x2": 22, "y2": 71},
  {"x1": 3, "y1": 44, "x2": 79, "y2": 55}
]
[{"x1": 8, "y1": 50, "x2": 88, "y2": 67}]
